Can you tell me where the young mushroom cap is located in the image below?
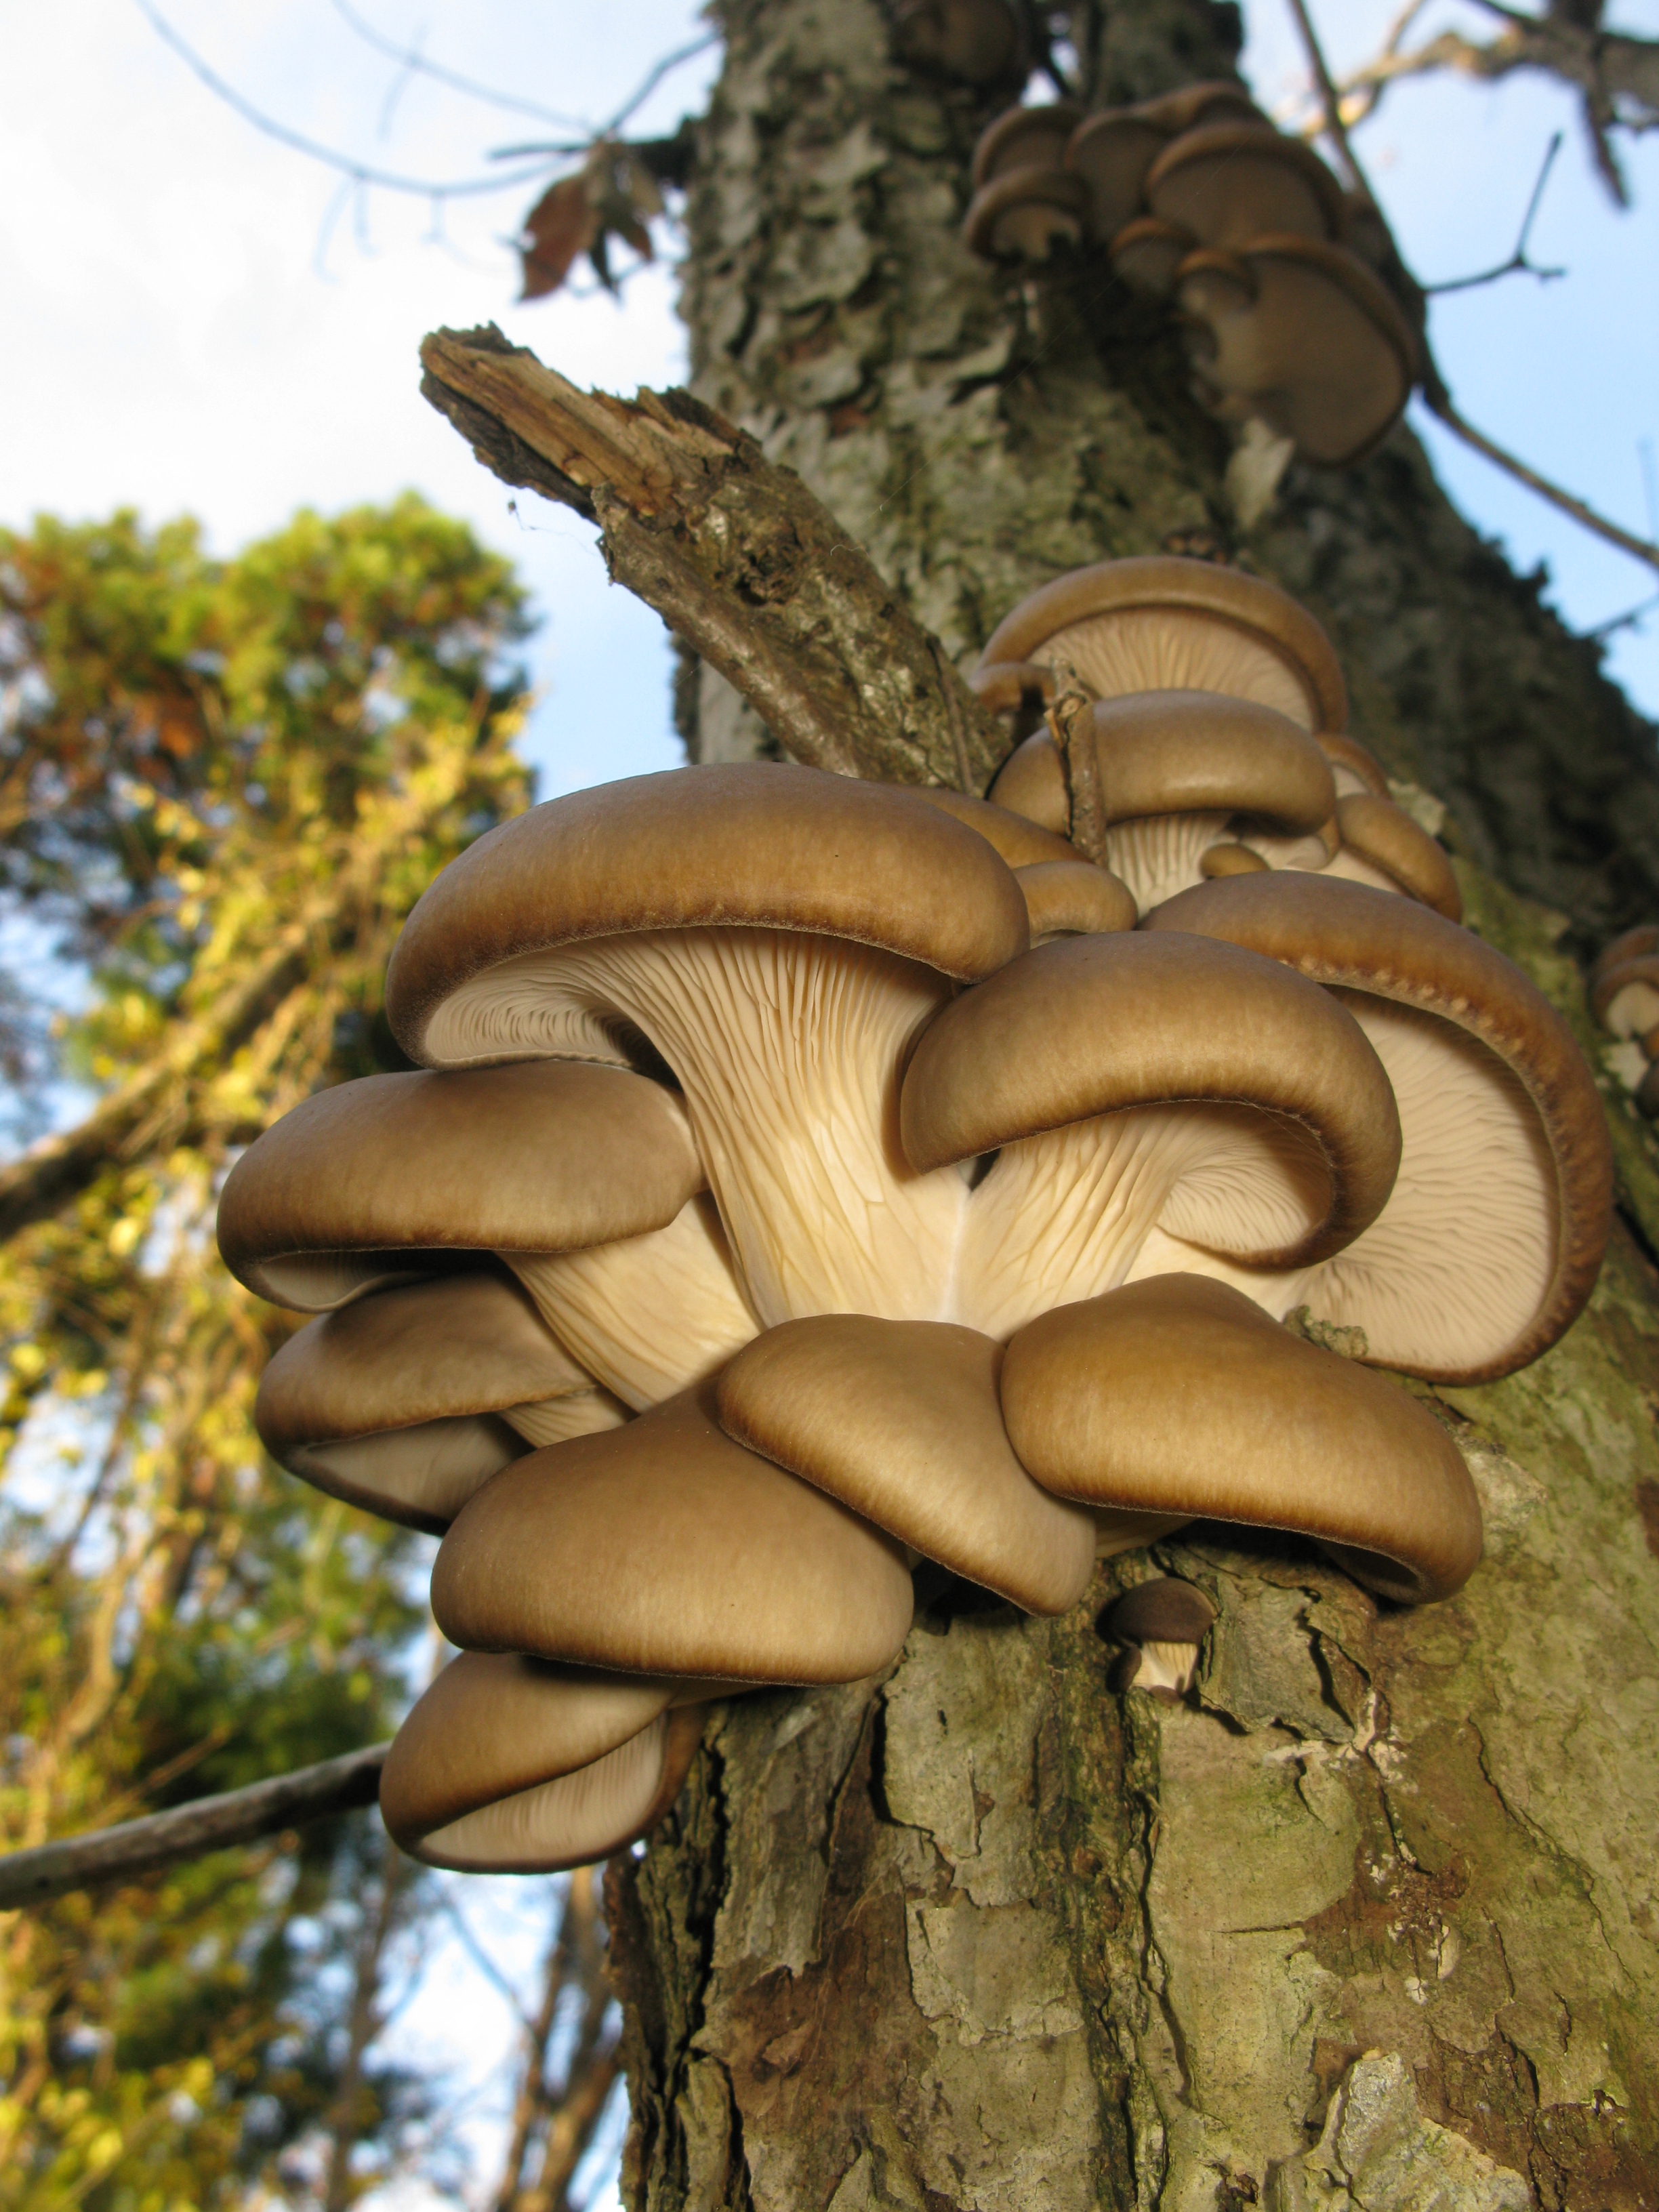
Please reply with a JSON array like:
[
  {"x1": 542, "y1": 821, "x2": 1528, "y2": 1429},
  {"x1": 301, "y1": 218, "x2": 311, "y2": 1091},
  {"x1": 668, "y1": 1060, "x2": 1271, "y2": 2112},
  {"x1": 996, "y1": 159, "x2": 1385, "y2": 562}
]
[
  {"x1": 716, "y1": 1315, "x2": 1103, "y2": 1614},
  {"x1": 905, "y1": 785, "x2": 1086, "y2": 869},
  {"x1": 1015, "y1": 861, "x2": 1139, "y2": 940},
  {"x1": 1591, "y1": 925, "x2": 1659, "y2": 985},
  {"x1": 1103, "y1": 1576, "x2": 1218, "y2": 1698},
  {"x1": 384, "y1": 764, "x2": 1029, "y2": 1329},
  {"x1": 1591, "y1": 955, "x2": 1659, "y2": 1039},
  {"x1": 1176, "y1": 236, "x2": 1418, "y2": 468},
  {"x1": 380, "y1": 1653, "x2": 709, "y2": 1873},
  {"x1": 971, "y1": 100, "x2": 1086, "y2": 187},
  {"x1": 1317, "y1": 731, "x2": 1391, "y2": 798},
  {"x1": 964, "y1": 168, "x2": 1090, "y2": 261},
  {"x1": 1143, "y1": 873, "x2": 1614, "y2": 1379},
  {"x1": 432, "y1": 1382, "x2": 916, "y2": 1684},
  {"x1": 1109, "y1": 216, "x2": 1199, "y2": 297},
  {"x1": 987, "y1": 730, "x2": 1069, "y2": 832},
  {"x1": 976, "y1": 556, "x2": 1349, "y2": 734},
  {"x1": 902, "y1": 928, "x2": 1401, "y2": 1269},
  {"x1": 1333, "y1": 792, "x2": 1462, "y2": 920},
  {"x1": 255, "y1": 1269, "x2": 622, "y2": 1532},
  {"x1": 1000, "y1": 1273, "x2": 1483, "y2": 1604},
  {"x1": 1202, "y1": 844, "x2": 1270, "y2": 878},
  {"x1": 1146, "y1": 123, "x2": 1347, "y2": 251},
  {"x1": 1065, "y1": 110, "x2": 1168, "y2": 240},
  {"x1": 218, "y1": 1060, "x2": 701, "y2": 1312}
]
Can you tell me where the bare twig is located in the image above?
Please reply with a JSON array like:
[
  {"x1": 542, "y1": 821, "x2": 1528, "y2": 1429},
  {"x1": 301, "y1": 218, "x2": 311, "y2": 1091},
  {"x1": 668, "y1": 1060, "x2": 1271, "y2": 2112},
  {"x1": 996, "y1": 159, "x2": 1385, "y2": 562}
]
[
  {"x1": 1422, "y1": 131, "x2": 1566, "y2": 292},
  {"x1": 329, "y1": 0, "x2": 591, "y2": 131},
  {"x1": 0, "y1": 1742, "x2": 389, "y2": 1908},
  {"x1": 417, "y1": 325, "x2": 1006, "y2": 790},
  {"x1": 489, "y1": 36, "x2": 720, "y2": 161},
  {"x1": 1284, "y1": 0, "x2": 1659, "y2": 579},
  {"x1": 132, "y1": 0, "x2": 550, "y2": 200}
]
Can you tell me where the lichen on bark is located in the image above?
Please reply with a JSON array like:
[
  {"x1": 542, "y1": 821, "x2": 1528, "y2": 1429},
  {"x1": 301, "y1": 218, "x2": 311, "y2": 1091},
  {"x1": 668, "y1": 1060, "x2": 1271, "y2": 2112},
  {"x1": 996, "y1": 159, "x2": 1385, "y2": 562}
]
[{"x1": 607, "y1": 2, "x2": 1659, "y2": 2204}]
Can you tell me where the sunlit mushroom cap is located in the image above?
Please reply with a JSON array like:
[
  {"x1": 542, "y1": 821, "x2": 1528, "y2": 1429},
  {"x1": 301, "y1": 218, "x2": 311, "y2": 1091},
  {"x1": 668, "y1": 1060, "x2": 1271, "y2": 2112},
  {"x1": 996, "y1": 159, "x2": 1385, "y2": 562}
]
[
  {"x1": 1001, "y1": 1273, "x2": 1483, "y2": 1603},
  {"x1": 218, "y1": 1059, "x2": 701, "y2": 1311},
  {"x1": 385, "y1": 764, "x2": 1028, "y2": 1067},
  {"x1": 255, "y1": 1271, "x2": 624, "y2": 1534},
  {"x1": 987, "y1": 729, "x2": 1069, "y2": 832},
  {"x1": 1333, "y1": 792, "x2": 1462, "y2": 920},
  {"x1": 975, "y1": 556, "x2": 1349, "y2": 733},
  {"x1": 380, "y1": 1653, "x2": 708, "y2": 1873},
  {"x1": 1176, "y1": 236, "x2": 1418, "y2": 468},
  {"x1": 432, "y1": 1382, "x2": 915, "y2": 1684},
  {"x1": 1145, "y1": 872, "x2": 1613, "y2": 1379},
  {"x1": 1087, "y1": 691, "x2": 1336, "y2": 829},
  {"x1": 901, "y1": 928, "x2": 1401, "y2": 1267},
  {"x1": 1317, "y1": 730, "x2": 1390, "y2": 798},
  {"x1": 1146, "y1": 123, "x2": 1346, "y2": 251},
  {"x1": 1015, "y1": 861, "x2": 1139, "y2": 939},
  {"x1": 717, "y1": 1315, "x2": 1100, "y2": 1614},
  {"x1": 906, "y1": 785, "x2": 1084, "y2": 868}
]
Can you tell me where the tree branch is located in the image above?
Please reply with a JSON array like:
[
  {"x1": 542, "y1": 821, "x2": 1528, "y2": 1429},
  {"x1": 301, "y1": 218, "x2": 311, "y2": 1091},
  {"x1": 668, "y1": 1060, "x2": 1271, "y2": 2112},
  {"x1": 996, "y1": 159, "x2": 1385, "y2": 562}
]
[
  {"x1": 0, "y1": 1742, "x2": 389, "y2": 1908},
  {"x1": 417, "y1": 325, "x2": 1004, "y2": 792}
]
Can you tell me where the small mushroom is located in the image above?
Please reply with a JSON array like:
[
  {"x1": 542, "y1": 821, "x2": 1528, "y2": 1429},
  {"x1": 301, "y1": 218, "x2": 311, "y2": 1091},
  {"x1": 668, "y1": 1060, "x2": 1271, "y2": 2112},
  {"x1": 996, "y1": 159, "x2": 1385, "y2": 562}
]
[
  {"x1": 975, "y1": 556, "x2": 1349, "y2": 734},
  {"x1": 1001, "y1": 1273, "x2": 1483, "y2": 1603},
  {"x1": 255, "y1": 1269, "x2": 625, "y2": 1533},
  {"x1": 905, "y1": 787, "x2": 1136, "y2": 936},
  {"x1": 1328, "y1": 791, "x2": 1462, "y2": 920},
  {"x1": 380, "y1": 1653, "x2": 710, "y2": 1873},
  {"x1": 1142, "y1": 873, "x2": 1614, "y2": 1380},
  {"x1": 1591, "y1": 954, "x2": 1659, "y2": 1042},
  {"x1": 964, "y1": 167, "x2": 1089, "y2": 262},
  {"x1": 218, "y1": 1059, "x2": 702, "y2": 1312},
  {"x1": 972, "y1": 101, "x2": 1086, "y2": 188},
  {"x1": 890, "y1": 0, "x2": 1027, "y2": 85},
  {"x1": 987, "y1": 726, "x2": 1069, "y2": 832},
  {"x1": 1175, "y1": 236, "x2": 1418, "y2": 468},
  {"x1": 1201, "y1": 843, "x2": 1269, "y2": 878},
  {"x1": 1317, "y1": 730, "x2": 1391, "y2": 799},
  {"x1": 1066, "y1": 112, "x2": 1170, "y2": 243},
  {"x1": 1102, "y1": 1578, "x2": 1218, "y2": 1698},
  {"x1": 717, "y1": 1315, "x2": 1109, "y2": 1614},
  {"x1": 1145, "y1": 123, "x2": 1347, "y2": 252},
  {"x1": 432, "y1": 1382, "x2": 915, "y2": 1683},
  {"x1": 1591, "y1": 924, "x2": 1659, "y2": 986},
  {"x1": 1109, "y1": 214, "x2": 1198, "y2": 298}
]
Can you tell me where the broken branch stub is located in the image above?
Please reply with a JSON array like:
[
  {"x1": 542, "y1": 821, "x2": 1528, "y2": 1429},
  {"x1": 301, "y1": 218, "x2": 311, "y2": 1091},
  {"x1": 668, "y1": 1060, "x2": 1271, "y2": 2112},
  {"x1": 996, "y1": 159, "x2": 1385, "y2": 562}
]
[{"x1": 418, "y1": 325, "x2": 1004, "y2": 792}]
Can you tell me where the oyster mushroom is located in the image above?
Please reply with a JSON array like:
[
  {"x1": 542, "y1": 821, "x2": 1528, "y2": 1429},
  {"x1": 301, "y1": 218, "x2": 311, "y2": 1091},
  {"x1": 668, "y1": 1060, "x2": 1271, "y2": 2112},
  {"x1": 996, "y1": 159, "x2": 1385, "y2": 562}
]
[
  {"x1": 1102, "y1": 1578, "x2": 1218, "y2": 1698},
  {"x1": 255, "y1": 1270, "x2": 626, "y2": 1532},
  {"x1": 1067, "y1": 83, "x2": 1268, "y2": 245},
  {"x1": 380, "y1": 1652, "x2": 711, "y2": 1873},
  {"x1": 891, "y1": 0, "x2": 1027, "y2": 85},
  {"x1": 1141, "y1": 872, "x2": 1614, "y2": 1380},
  {"x1": 1109, "y1": 215, "x2": 1199, "y2": 298},
  {"x1": 1328, "y1": 790, "x2": 1462, "y2": 920},
  {"x1": 964, "y1": 101, "x2": 1090, "y2": 262},
  {"x1": 432, "y1": 1383, "x2": 915, "y2": 1683},
  {"x1": 1175, "y1": 236, "x2": 1419, "y2": 467},
  {"x1": 384, "y1": 764, "x2": 1028, "y2": 1328},
  {"x1": 900, "y1": 926, "x2": 1403, "y2": 1338},
  {"x1": 907, "y1": 785, "x2": 1136, "y2": 935},
  {"x1": 1145, "y1": 123, "x2": 1347, "y2": 251},
  {"x1": 1002, "y1": 1274, "x2": 1483, "y2": 1603}
]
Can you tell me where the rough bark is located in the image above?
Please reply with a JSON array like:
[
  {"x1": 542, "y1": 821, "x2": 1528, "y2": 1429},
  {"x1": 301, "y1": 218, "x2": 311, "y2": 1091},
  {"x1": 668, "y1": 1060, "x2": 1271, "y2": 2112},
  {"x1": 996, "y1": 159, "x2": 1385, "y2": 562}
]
[{"x1": 577, "y1": 3, "x2": 1659, "y2": 2207}]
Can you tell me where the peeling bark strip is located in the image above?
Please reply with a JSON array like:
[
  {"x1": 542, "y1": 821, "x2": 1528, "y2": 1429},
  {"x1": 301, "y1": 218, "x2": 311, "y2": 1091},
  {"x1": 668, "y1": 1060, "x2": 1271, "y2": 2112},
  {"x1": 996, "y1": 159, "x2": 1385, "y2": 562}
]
[
  {"x1": 418, "y1": 327, "x2": 1005, "y2": 793},
  {"x1": 0, "y1": 1743, "x2": 388, "y2": 1908}
]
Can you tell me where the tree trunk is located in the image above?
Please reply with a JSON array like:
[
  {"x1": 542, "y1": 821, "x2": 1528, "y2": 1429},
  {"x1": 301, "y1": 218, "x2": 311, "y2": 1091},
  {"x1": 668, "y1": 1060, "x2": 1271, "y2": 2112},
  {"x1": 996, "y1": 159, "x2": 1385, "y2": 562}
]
[{"x1": 607, "y1": 3, "x2": 1659, "y2": 2204}]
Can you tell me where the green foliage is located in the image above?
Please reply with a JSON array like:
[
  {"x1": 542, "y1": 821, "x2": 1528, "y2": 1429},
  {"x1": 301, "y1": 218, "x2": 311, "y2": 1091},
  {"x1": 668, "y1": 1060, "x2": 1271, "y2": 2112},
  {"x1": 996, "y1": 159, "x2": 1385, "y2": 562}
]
[{"x1": 0, "y1": 496, "x2": 535, "y2": 2208}]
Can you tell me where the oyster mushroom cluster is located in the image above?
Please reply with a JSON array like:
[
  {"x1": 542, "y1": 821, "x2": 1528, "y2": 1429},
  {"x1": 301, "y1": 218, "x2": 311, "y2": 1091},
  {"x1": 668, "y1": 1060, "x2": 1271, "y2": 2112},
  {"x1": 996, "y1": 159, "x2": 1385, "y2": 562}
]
[
  {"x1": 1591, "y1": 925, "x2": 1659, "y2": 1119},
  {"x1": 962, "y1": 83, "x2": 1419, "y2": 466},
  {"x1": 216, "y1": 560, "x2": 1611, "y2": 1879}
]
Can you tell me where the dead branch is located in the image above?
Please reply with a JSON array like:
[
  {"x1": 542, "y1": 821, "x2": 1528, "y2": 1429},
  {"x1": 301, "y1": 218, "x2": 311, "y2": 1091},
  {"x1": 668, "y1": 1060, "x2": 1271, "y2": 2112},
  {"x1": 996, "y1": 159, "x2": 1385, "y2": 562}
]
[
  {"x1": 417, "y1": 325, "x2": 1004, "y2": 792},
  {"x1": 0, "y1": 1742, "x2": 389, "y2": 1909}
]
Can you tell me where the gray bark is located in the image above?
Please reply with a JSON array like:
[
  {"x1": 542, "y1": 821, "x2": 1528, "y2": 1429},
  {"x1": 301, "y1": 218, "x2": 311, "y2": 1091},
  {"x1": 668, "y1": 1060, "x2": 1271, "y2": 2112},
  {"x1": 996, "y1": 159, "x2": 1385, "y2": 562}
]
[{"x1": 603, "y1": 3, "x2": 1659, "y2": 2205}]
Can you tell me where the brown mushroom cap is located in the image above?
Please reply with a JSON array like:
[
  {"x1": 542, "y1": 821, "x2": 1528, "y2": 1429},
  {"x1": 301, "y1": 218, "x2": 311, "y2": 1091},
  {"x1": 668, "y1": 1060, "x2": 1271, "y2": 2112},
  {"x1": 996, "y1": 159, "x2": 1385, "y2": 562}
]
[
  {"x1": 905, "y1": 785, "x2": 1086, "y2": 869},
  {"x1": 1202, "y1": 843, "x2": 1270, "y2": 878},
  {"x1": 218, "y1": 1060, "x2": 701, "y2": 1312},
  {"x1": 1001, "y1": 1274, "x2": 1483, "y2": 1603},
  {"x1": 1317, "y1": 731, "x2": 1390, "y2": 799},
  {"x1": 1591, "y1": 924, "x2": 1659, "y2": 985},
  {"x1": 1176, "y1": 235, "x2": 1418, "y2": 468},
  {"x1": 380, "y1": 1653, "x2": 709, "y2": 1872},
  {"x1": 1109, "y1": 215, "x2": 1198, "y2": 298},
  {"x1": 1065, "y1": 110, "x2": 1167, "y2": 240},
  {"x1": 1137, "y1": 82, "x2": 1267, "y2": 136},
  {"x1": 976, "y1": 556, "x2": 1349, "y2": 734},
  {"x1": 717, "y1": 1315, "x2": 1103, "y2": 1614},
  {"x1": 1143, "y1": 872, "x2": 1614, "y2": 1380},
  {"x1": 964, "y1": 167, "x2": 1089, "y2": 260},
  {"x1": 971, "y1": 100, "x2": 1086, "y2": 187},
  {"x1": 969, "y1": 659, "x2": 1058, "y2": 722},
  {"x1": 892, "y1": 0, "x2": 1027, "y2": 86},
  {"x1": 1089, "y1": 691, "x2": 1337, "y2": 829},
  {"x1": 901, "y1": 928, "x2": 1401, "y2": 1267},
  {"x1": 1016, "y1": 861, "x2": 1139, "y2": 939},
  {"x1": 987, "y1": 731, "x2": 1069, "y2": 833},
  {"x1": 1334, "y1": 793, "x2": 1462, "y2": 920},
  {"x1": 1591, "y1": 955, "x2": 1659, "y2": 1038},
  {"x1": 1146, "y1": 123, "x2": 1347, "y2": 251},
  {"x1": 255, "y1": 1270, "x2": 621, "y2": 1532},
  {"x1": 386, "y1": 766, "x2": 1028, "y2": 1065},
  {"x1": 432, "y1": 1382, "x2": 915, "y2": 1685},
  {"x1": 1103, "y1": 1577, "x2": 1217, "y2": 1645}
]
